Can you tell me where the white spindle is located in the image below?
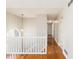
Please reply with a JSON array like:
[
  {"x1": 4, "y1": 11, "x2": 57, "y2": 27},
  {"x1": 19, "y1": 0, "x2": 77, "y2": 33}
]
[{"x1": 7, "y1": 36, "x2": 47, "y2": 54}]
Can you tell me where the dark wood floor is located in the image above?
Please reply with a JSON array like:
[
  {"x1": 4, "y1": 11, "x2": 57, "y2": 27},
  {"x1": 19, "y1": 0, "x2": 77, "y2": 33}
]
[{"x1": 16, "y1": 36, "x2": 66, "y2": 59}]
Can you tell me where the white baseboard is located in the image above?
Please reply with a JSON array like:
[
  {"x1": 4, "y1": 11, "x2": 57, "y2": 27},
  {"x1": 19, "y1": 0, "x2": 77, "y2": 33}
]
[{"x1": 55, "y1": 39, "x2": 68, "y2": 59}]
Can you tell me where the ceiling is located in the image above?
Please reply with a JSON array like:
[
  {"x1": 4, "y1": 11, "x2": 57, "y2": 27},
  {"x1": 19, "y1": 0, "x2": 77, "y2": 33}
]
[
  {"x1": 6, "y1": 8, "x2": 63, "y2": 18},
  {"x1": 6, "y1": 0, "x2": 70, "y2": 18},
  {"x1": 6, "y1": 0, "x2": 67, "y2": 8}
]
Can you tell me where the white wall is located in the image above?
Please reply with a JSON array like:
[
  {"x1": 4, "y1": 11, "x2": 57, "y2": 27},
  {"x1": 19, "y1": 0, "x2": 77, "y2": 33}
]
[
  {"x1": 6, "y1": 13, "x2": 47, "y2": 53},
  {"x1": 58, "y1": 4, "x2": 73, "y2": 59},
  {"x1": 54, "y1": 23, "x2": 59, "y2": 42},
  {"x1": 23, "y1": 15, "x2": 47, "y2": 50},
  {"x1": 6, "y1": 12, "x2": 22, "y2": 52},
  {"x1": 6, "y1": 12, "x2": 47, "y2": 53},
  {"x1": 47, "y1": 23, "x2": 52, "y2": 35},
  {"x1": 23, "y1": 17, "x2": 37, "y2": 37},
  {"x1": 52, "y1": 23, "x2": 54, "y2": 36},
  {"x1": 23, "y1": 15, "x2": 47, "y2": 37},
  {"x1": 47, "y1": 23, "x2": 54, "y2": 36},
  {"x1": 6, "y1": 12, "x2": 22, "y2": 32}
]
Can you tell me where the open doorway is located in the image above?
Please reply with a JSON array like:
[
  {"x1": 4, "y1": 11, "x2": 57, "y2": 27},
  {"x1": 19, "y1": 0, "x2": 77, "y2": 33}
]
[
  {"x1": 47, "y1": 19, "x2": 59, "y2": 45},
  {"x1": 47, "y1": 23, "x2": 53, "y2": 44}
]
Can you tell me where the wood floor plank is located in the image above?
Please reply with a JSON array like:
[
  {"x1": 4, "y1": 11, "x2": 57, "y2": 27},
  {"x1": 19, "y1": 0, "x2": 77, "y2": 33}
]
[{"x1": 16, "y1": 37, "x2": 66, "y2": 59}]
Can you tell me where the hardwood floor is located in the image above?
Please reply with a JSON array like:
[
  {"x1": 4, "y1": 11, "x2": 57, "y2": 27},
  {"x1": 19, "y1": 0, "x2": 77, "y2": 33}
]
[{"x1": 16, "y1": 36, "x2": 66, "y2": 59}]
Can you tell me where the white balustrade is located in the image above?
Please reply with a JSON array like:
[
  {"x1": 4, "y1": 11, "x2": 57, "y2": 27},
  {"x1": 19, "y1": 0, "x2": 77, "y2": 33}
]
[{"x1": 6, "y1": 36, "x2": 47, "y2": 54}]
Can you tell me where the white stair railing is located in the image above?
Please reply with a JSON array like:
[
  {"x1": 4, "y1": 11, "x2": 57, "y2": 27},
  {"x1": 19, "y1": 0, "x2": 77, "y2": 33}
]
[{"x1": 6, "y1": 36, "x2": 47, "y2": 54}]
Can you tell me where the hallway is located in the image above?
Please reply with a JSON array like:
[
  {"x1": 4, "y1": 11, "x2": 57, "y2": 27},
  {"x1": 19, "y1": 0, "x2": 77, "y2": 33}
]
[
  {"x1": 6, "y1": 0, "x2": 73, "y2": 58},
  {"x1": 15, "y1": 36, "x2": 66, "y2": 59}
]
